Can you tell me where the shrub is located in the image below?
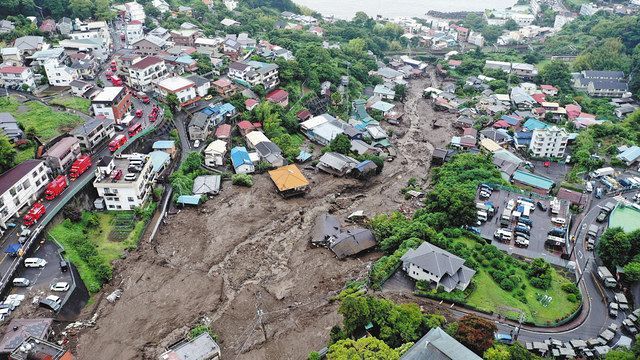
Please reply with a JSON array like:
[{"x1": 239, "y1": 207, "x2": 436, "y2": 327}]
[
  {"x1": 481, "y1": 259, "x2": 491, "y2": 267},
  {"x1": 499, "y1": 278, "x2": 515, "y2": 291},
  {"x1": 232, "y1": 174, "x2": 253, "y2": 187},
  {"x1": 567, "y1": 294, "x2": 578, "y2": 303},
  {"x1": 561, "y1": 283, "x2": 580, "y2": 295}
]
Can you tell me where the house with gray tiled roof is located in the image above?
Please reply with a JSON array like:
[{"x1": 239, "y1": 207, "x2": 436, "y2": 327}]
[
  {"x1": 401, "y1": 327, "x2": 482, "y2": 360},
  {"x1": 401, "y1": 242, "x2": 476, "y2": 292}
]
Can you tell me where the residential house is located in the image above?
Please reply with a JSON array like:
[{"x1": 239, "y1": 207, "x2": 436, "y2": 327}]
[
  {"x1": 194, "y1": 37, "x2": 221, "y2": 55},
  {"x1": 400, "y1": 242, "x2": 475, "y2": 292},
  {"x1": 479, "y1": 128, "x2": 512, "y2": 145},
  {"x1": 59, "y1": 38, "x2": 108, "y2": 62},
  {"x1": 13, "y1": 36, "x2": 48, "y2": 56},
  {"x1": 300, "y1": 114, "x2": 346, "y2": 146},
  {"x1": 91, "y1": 87, "x2": 133, "y2": 122},
  {"x1": 221, "y1": 18, "x2": 240, "y2": 27},
  {"x1": 401, "y1": 327, "x2": 482, "y2": 360},
  {"x1": 529, "y1": 126, "x2": 568, "y2": 158},
  {"x1": 57, "y1": 17, "x2": 72, "y2": 35},
  {"x1": 42, "y1": 137, "x2": 81, "y2": 173},
  {"x1": 244, "y1": 131, "x2": 270, "y2": 149},
  {"x1": 186, "y1": 74, "x2": 211, "y2": 97},
  {"x1": 246, "y1": 99, "x2": 259, "y2": 111},
  {"x1": 511, "y1": 62, "x2": 538, "y2": 79},
  {"x1": 158, "y1": 333, "x2": 220, "y2": 360},
  {"x1": 71, "y1": 117, "x2": 115, "y2": 151},
  {"x1": 93, "y1": 154, "x2": 155, "y2": 210},
  {"x1": 133, "y1": 36, "x2": 168, "y2": 56},
  {"x1": 540, "y1": 84, "x2": 558, "y2": 96},
  {"x1": 156, "y1": 76, "x2": 198, "y2": 108},
  {"x1": 268, "y1": 164, "x2": 309, "y2": 198},
  {"x1": 125, "y1": 21, "x2": 144, "y2": 46},
  {"x1": 171, "y1": 29, "x2": 201, "y2": 47},
  {"x1": 124, "y1": 1, "x2": 146, "y2": 22},
  {"x1": 69, "y1": 21, "x2": 111, "y2": 51},
  {"x1": 0, "y1": 66, "x2": 36, "y2": 90},
  {"x1": 227, "y1": 60, "x2": 279, "y2": 90},
  {"x1": 0, "y1": 113, "x2": 24, "y2": 142},
  {"x1": 511, "y1": 87, "x2": 536, "y2": 110},
  {"x1": 192, "y1": 175, "x2": 221, "y2": 196},
  {"x1": 237, "y1": 121, "x2": 258, "y2": 136},
  {"x1": 128, "y1": 56, "x2": 168, "y2": 92},
  {"x1": 212, "y1": 78, "x2": 237, "y2": 98},
  {"x1": 467, "y1": 31, "x2": 485, "y2": 47},
  {"x1": 43, "y1": 58, "x2": 79, "y2": 86},
  {"x1": 617, "y1": 146, "x2": 640, "y2": 166},
  {"x1": 236, "y1": 33, "x2": 256, "y2": 49},
  {"x1": 69, "y1": 52, "x2": 98, "y2": 80},
  {"x1": 265, "y1": 89, "x2": 289, "y2": 107},
  {"x1": 0, "y1": 48, "x2": 21, "y2": 65},
  {"x1": 484, "y1": 60, "x2": 511, "y2": 73},
  {"x1": 230, "y1": 146, "x2": 254, "y2": 174},
  {"x1": 512, "y1": 169, "x2": 555, "y2": 194},
  {"x1": 317, "y1": 152, "x2": 359, "y2": 176},
  {"x1": 152, "y1": 140, "x2": 176, "y2": 158},
  {"x1": 0, "y1": 319, "x2": 53, "y2": 356},
  {"x1": 0, "y1": 20, "x2": 15, "y2": 35},
  {"x1": 188, "y1": 113, "x2": 209, "y2": 141},
  {"x1": 309, "y1": 26, "x2": 324, "y2": 37},
  {"x1": 255, "y1": 141, "x2": 286, "y2": 167},
  {"x1": 0, "y1": 160, "x2": 50, "y2": 229},
  {"x1": 10, "y1": 336, "x2": 71, "y2": 360},
  {"x1": 204, "y1": 140, "x2": 227, "y2": 167},
  {"x1": 373, "y1": 84, "x2": 395, "y2": 100},
  {"x1": 215, "y1": 124, "x2": 231, "y2": 140},
  {"x1": 573, "y1": 70, "x2": 628, "y2": 98}
]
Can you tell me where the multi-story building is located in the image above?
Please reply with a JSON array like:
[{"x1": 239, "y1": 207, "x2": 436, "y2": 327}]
[
  {"x1": 124, "y1": 1, "x2": 146, "y2": 22},
  {"x1": 59, "y1": 38, "x2": 108, "y2": 62},
  {"x1": 573, "y1": 70, "x2": 628, "y2": 98},
  {"x1": 0, "y1": 160, "x2": 50, "y2": 229},
  {"x1": 43, "y1": 58, "x2": 80, "y2": 86},
  {"x1": 93, "y1": 154, "x2": 155, "y2": 211},
  {"x1": 186, "y1": 74, "x2": 210, "y2": 97},
  {"x1": 128, "y1": 56, "x2": 168, "y2": 92},
  {"x1": 529, "y1": 126, "x2": 569, "y2": 158},
  {"x1": 71, "y1": 117, "x2": 116, "y2": 151},
  {"x1": 125, "y1": 20, "x2": 144, "y2": 46},
  {"x1": 42, "y1": 137, "x2": 81, "y2": 173},
  {"x1": 511, "y1": 62, "x2": 538, "y2": 79},
  {"x1": 132, "y1": 35, "x2": 168, "y2": 56},
  {"x1": 91, "y1": 87, "x2": 133, "y2": 122},
  {"x1": 194, "y1": 37, "x2": 221, "y2": 55},
  {"x1": 0, "y1": 66, "x2": 36, "y2": 90},
  {"x1": 170, "y1": 29, "x2": 201, "y2": 47},
  {"x1": 155, "y1": 76, "x2": 198, "y2": 107},
  {"x1": 70, "y1": 21, "x2": 112, "y2": 51},
  {"x1": 227, "y1": 60, "x2": 279, "y2": 90}
]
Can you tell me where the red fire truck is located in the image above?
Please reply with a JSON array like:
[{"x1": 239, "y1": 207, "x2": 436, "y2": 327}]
[
  {"x1": 44, "y1": 175, "x2": 68, "y2": 200},
  {"x1": 23, "y1": 203, "x2": 46, "y2": 227},
  {"x1": 69, "y1": 155, "x2": 92, "y2": 180}
]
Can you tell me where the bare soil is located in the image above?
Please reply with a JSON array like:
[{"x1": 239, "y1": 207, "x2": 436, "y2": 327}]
[{"x1": 73, "y1": 76, "x2": 456, "y2": 359}]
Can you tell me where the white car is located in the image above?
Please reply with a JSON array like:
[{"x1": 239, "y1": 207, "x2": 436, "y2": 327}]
[
  {"x1": 193, "y1": 140, "x2": 200, "y2": 148},
  {"x1": 50, "y1": 282, "x2": 70, "y2": 292},
  {"x1": 515, "y1": 238, "x2": 530, "y2": 247},
  {"x1": 551, "y1": 217, "x2": 566, "y2": 225},
  {"x1": 24, "y1": 258, "x2": 47, "y2": 268}
]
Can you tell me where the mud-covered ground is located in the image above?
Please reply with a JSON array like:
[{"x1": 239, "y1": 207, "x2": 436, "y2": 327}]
[{"x1": 74, "y1": 76, "x2": 457, "y2": 359}]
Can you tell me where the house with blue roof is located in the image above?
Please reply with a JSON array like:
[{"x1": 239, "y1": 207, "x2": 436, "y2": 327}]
[
  {"x1": 617, "y1": 146, "x2": 640, "y2": 166},
  {"x1": 152, "y1": 140, "x2": 176, "y2": 157},
  {"x1": 500, "y1": 115, "x2": 521, "y2": 126},
  {"x1": 522, "y1": 118, "x2": 548, "y2": 131},
  {"x1": 230, "y1": 146, "x2": 254, "y2": 174},
  {"x1": 201, "y1": 103, "x2": 237, "y2": 126},
  {"x1": 514, "y1": 131, "x2": 532, "y2": 148}
]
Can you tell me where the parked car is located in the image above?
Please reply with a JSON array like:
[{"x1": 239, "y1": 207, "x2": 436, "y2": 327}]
[
  {"x1": 479, "y1": 191, "x2": 491, "y2": 199},
  {"x1": 39, "y1": 295, "x2": 62, "y2": 312},
  {"x1": 595, "y1": 187, "x2": 603, "y2": 199},
  {"x1": 515, "y1": 237, "x2": 529, "y2": 247},
  {"x1": 609, "y1": 302, "x2": 619, "y2": 318},
  {"x1": 193, "y1": 140, "x2": 200, "y2": 148},
  {"x1": 12, "y1": 278, "x2": 30, "y2": 287},
  {"x1": 514, "y1": 226, "x2": 530, "y2": 235},
  {"x1": 24, "y1": 258, "x2": 47, "y2": 268},
  {"x1": 586, "y1": 238, "x2": 595, "y2": 251},
  {"x1": 17, "y1": 229, "x2": 31, "y2": 244},
  {"x1": 551, "y1": 217, "x2": 566, "y2": 225},
  {"x1": 519, "y1": 217, "x2": 532, "y2": 226},
  {"x1": 59, "y1": 259, "x2": 68, "y2": 272},
  {"x1": 536, "y1": 201, "x2": 547, "y2": 211},
  {"x1": 50, "y1": 282, "x2": 70, "y2": 292}
]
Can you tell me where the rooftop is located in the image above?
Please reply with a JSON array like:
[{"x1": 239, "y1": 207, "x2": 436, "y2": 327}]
[
  {"x1": 44, "y1": 137, "x2": 78, "y2": 159},
  {"x1": 0, "y1": 318, "x2": 53, "y2": 354},
  {"x1": 512, "y1": 170, "x2": 554, "y2": 190},
  {"x1": 0, "y1": 160, "x2": 44, "y2": 197},
  {"x1": 268, "y1": 164, "x2": 309, "y2": 192},
  {"x1": 401, "y1": 327, "x2": 481, "y2": 360},
  {"x1": 9, "y1": 336, "x2": 67, "y2": 360},
  {"x1": 157, "y1": 76, "x2": 194, "y2": 92},
  {"x1": 130, "y1": 56, "x2": 164, "y2": 70},
  {"x1": 92, "y1": 87, "x2": 125, "y2": 102},
  {"x1": 160, "y1": 333, "x2": 220, "y2": 360}
]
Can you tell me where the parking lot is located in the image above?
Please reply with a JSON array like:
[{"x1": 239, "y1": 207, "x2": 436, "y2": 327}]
[
  {"x1": 2, "y1": 240, "x2": 75, "y2": 320},
  {"x1": 476, "y1": 186, "x2": 571, "y2": 266}
]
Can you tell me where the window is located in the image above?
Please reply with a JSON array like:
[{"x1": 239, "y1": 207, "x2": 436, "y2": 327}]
[
  {"x1": 22, "y1": 179, "x2": 30, "y2": 189},
  {"x1": 108, "y1": 204, "x2": 115, "y2": 209},
  {"x1": 35, "y1": 179, "x2": 41, "y2": 187},
  {"x1": 128, "y1": 197, "x2": 134, "y2": 202}
]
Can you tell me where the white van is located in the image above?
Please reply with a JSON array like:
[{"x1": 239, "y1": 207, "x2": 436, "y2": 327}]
[
  {"x1": 477, "y1": 211, "x2": 488, "y2": 222},
  {"x1": 24, "y1": 258, "x2": 47, "y2": 268},
  {"x1": 12, "y1": 278, "x2": 30, "y2": 287},
  {"x1": 585, "y1": 181, "x2": 593, "y2": 193}
]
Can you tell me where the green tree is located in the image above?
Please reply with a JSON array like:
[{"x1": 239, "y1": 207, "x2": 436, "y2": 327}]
[
  {"x1": 329, "y1": 133, "x2": 351, "y2": 155},
  {"x1": 394, "y1": 84, "x2": 407, "y2": 102},
  {"x1": 623, "y1": 261, "x2": 640, "y2": 282},
  {"x1": 327, "y1": 337, "x2": 400, "y2": 360},
  {"x1": 538, "y1": 61, "x2": 572, "y2": 91},
  {"x1": 605, "y1": 349, "x2": 636, "y2": 360},
  {"x1": 482, "y1": 25, "x2": 503, "y2": 45},
  {"x1": 597, "y1": 227, "x2": 631, "y2": 269},
  {"x1": 69, "y1": 0, "x2": 94, "y2": 19},
  {"x1": 165, "y1": 93, "x2": 180, "y2": 112},
  {"x1": 503, "y1": 19, "x2": 519, "y2": 31},
  {"x1": 232, "y1": 174, "x2": 253, "y2": 187},
  {"x1": 0, "y1": 135, "x2": 17, "y2": 173},
  {"x1": 484, "y1": 345, "x2": 511, "y2": 360},
  {"x1": 94, "y1": 0, "x2": 115, "y2": 21}
]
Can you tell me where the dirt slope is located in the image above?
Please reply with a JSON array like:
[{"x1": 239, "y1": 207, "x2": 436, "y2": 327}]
[{"x1": 74, "y1": 76, "x2": 456, "y2": 359}]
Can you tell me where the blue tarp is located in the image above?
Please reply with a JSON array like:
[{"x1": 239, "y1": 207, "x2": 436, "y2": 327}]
[
  {"x1": 5, "y1": 243, "x2": 20, "y2": 254},
  {"x1": 177, "y1": 195, "x2": 202, "y2": 205},
  {"x1": 296, "y1": 150, "x2": 312, "y2": 162}
]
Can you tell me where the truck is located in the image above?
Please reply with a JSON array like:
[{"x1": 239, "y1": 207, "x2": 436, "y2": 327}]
[
  {"x1": 108, "y1": 134, "x2": 127, "y2": 152},
  {"x1": 588, "y1": 224, "x2": 600, "y2": 238},
  {"x1": 44, "y1": 175, "x2": 68, "y2": 200},
  {"x1": 597, "y1": 266, "x2": 618, "y2": 288},
  {"x1": 121, "y1": 114, "x2": 135, "y2": 126},
  {"x1": 23, "y1": 203, "x2": 46, "y2": 227},
  {"x1": 550, "y1": 197, "x2": 561, "y2": 215},
  {"x1": 590, "y1": 167, "x2": 615, "y2": 178},
  {"x1": 597, "y1": 202, "x2": 616, "y2": 222},
  {"x1": 128, "y1": 123, "x2": 142, "y2": 137},
  {"x1": 69, "y1": 155, "x2": 92, "y2": 180}
]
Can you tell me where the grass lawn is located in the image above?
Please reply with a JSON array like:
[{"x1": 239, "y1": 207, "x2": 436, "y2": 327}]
[
  {"x1": 0, "y1": 96, "x2": 84, "y2": 142},
  {"x1": 466, "y1": 269, "x2": 579, "y2": 324},
  {"x1": 15, "y1": 145, "x2": 35, "y2": 163},
  {"x1": 49, "y1": 96, "x2": 91, "y2": 114},
  {"x1": 49, "y1": 212, "x2": 145, "y2": 293}
]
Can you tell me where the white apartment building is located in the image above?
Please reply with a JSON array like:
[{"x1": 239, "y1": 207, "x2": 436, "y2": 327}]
[
  {"x1": 156, "y1": 76, "x2": 198, "y2": 107},
  {"x1": 227, "y1": 61, "x2": 279, "y2": 90},
  {"x1": 0, "y1": 66, "x2": 36, "y2": 90},
  {"x1": 93, "y1": 154, "x2": 155, "y2": 211},
  {"x1": 128, "y1": 56, "x2": 168, "y2": 92},
  {"x1": 70, "y1": 21, "x2": 112, "y2": 50},
  {"x1": 125, "y1": 21, "x2": 144, "y2": 46},
  {"x1": 43, "y1": 58, "x2": 79, "y2": 86},
  {"x1": 529, "y1": 126, "x2": 569, "y2": 158},
  {"x1": 125, "y1": 1, "x2": 146, "y2": 22},
  {"x1": 0, "y1": 160, "x2": 50, "y2": 229}
]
